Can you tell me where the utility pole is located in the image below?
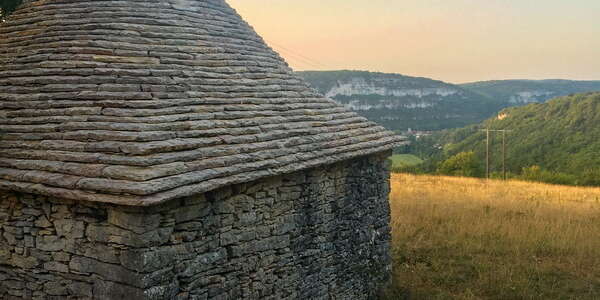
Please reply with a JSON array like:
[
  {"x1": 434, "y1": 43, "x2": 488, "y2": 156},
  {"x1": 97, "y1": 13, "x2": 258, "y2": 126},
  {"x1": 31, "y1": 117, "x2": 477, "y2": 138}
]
[
  {"x1": 502, "y1": 131, "x2": 506, "y2": 180},
  {"x1": 486, "y1": 128, "x2": 490, "y2": 179},
  {"x1": 480, "y1": 129, "x2": 512, "y2": 180}
]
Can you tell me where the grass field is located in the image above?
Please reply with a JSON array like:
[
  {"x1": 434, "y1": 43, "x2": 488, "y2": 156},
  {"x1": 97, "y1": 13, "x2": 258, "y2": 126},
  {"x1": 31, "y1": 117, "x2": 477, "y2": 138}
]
[
  {"x1": 390, "y1": 154, "x2": 424, "y2": 168},
  {"x1": 384, "y1": 174, "x2": 600, "y2": 300}
]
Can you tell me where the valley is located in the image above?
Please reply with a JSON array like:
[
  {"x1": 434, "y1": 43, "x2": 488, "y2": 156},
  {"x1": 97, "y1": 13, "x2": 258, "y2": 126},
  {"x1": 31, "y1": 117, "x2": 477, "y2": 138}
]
[
  {"x1": 405, "y1": 93, "x2": 600, "y2": 186},
  {"x1": 298, "y1": 70, "x2": 502, "y2": 132},
  {"x1": 298, "y1": 71, "x2": 600, "y2": 133}
]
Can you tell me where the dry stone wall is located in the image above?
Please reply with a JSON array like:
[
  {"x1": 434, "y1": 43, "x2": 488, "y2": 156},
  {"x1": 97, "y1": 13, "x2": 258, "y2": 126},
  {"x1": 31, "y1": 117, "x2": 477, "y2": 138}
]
[{"x1": 0, "y1": 152, "x2": 392, "y2": 299}]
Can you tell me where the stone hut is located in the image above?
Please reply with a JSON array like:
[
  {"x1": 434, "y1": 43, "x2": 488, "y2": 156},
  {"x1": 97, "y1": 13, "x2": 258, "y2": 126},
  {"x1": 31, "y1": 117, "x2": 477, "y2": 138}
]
[{"x1": 0, "y1": 1, "x2": 404, "y2": 299}]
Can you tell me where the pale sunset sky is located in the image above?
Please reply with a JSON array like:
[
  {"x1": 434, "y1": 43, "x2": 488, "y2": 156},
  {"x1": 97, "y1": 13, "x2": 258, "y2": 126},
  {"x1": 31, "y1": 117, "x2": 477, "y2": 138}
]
[{"x1": 227, "y1": 0, "x2": 600, "y2": 83}]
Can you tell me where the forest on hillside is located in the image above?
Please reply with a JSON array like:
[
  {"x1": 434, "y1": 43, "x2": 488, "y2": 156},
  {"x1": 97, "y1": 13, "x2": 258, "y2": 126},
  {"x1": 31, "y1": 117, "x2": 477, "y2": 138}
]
[
  {"x1": 401, "y1": 92, "x2": 600, "y2": 186},
  {"x1": 299, "y1": 71, "x2": 600, "y2": 133}
]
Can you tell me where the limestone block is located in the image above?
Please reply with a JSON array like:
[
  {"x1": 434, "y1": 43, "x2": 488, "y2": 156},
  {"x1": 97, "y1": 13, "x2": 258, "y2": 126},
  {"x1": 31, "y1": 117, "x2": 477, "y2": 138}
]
[
  {"x1": 34, "y1": 216, "x2": 52, "y2": 228},
  {"x1": 54, "y1": 219, "x2": 85, "y2": 239},
  {"x1": 43, "y1": 281, "x2": 68, "y2": 296},
  {"x1": 36, "y1": 236, "x2": 65, "y2": 252},
  {"x1": 179, "y1": 249, "x2": 228, "y2": 278},
  {"x1": 86, "y1": 223, "x2": 170, "y2": 248},
  {"x1": 67, "y1": 282, "x2": 93, "y2": 298},
  {"x1": 70, "y1": 256, "x2": 140, "y2": 287},
  {"x1": 81, "y1": 244, "x2": 119, "y2": 264},
  {"x1": 220, "y1": 229, "x2": 256, "y2": 246},
  {"x1": 108, "y1": 209, "x2": 161, "y2": 234},
  {"x1": 10, "y1": 253, "x2": 39, "y2": 269},
  {"x1": 92, "y1": 280, "x2": 144, "y2": 300},
  {"x1": 174, "y1": 203, "x2": 210, "y2": 224},
  {"x1": 43, "y1": 261, "x2": 69, "y2": 273}
]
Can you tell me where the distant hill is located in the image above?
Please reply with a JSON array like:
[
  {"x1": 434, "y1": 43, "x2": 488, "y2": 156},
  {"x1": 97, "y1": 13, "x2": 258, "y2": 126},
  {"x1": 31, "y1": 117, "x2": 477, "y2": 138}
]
[
  {"x1": 460, "y1": 79, "x2": 600, "y2": 105},
  {"x1": 410, "y1": 92, "x2": 600, "y2": 185},
  {"x1": 297, "y1": 70, "x2": 502, "y2": 132},
  {"x1": 298, "y1": 71, "x2": 600, "y2": 133}
]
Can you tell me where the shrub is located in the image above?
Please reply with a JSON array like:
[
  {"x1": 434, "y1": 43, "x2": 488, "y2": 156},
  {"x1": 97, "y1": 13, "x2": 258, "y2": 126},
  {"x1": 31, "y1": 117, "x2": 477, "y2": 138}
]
[
  {"x1": 437, "y1": 151, "x2": 483, "y2": 177},
  {"x1": 520, "y1": 166, "x2": 577, "y2": 186},
  {"x1": 578, "y1": 169, "x2": 600, "y2": 186}
]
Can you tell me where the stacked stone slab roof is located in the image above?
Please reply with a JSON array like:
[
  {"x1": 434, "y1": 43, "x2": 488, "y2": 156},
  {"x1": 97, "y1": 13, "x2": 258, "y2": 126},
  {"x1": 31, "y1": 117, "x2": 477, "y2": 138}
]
[{"x1": 0, "y1": 0, "x2": 404, "y2": 206}]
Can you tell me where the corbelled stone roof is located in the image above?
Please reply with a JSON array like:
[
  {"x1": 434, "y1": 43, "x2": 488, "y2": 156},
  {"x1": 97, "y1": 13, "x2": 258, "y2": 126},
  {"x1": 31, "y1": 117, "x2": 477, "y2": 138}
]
[{"x1": 0, "y1": 0, "x2": 404, "y2": 206}]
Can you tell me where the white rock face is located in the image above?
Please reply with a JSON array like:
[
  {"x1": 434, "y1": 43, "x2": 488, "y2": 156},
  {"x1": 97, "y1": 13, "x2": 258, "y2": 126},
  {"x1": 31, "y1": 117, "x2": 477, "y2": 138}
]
[
  {"x1": 344, "y1": 100, "x2": 434, "y2": 111},
  {"x1": 325, "y1": 78, "x2": 459, "y2": 99},
  {"x1": 509, "y1": 91, "x2": 555, "y2": 103},
  {"x1": 323, "y1": 77, "x2": 464, "y2": 111}
]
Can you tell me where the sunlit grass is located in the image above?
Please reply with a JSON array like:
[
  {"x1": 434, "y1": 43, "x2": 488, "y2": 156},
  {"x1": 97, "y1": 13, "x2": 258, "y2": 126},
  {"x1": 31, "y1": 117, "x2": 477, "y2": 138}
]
[
  {"x1": 384, "y1": 174, "x2": 600, "y2": 300},
  {"x1": 390, "y1": 154, "x2": 424, "y2": 167}
]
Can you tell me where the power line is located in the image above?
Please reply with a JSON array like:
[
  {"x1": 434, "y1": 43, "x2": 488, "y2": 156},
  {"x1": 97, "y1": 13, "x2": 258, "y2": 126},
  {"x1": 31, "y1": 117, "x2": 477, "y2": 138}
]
[
  {"x1": 275, "y1": 51, "x2": 322, "y2": 70},
  {"x1": 480, "y1": 129, "x2": 513, "y2": 180},
  {"x1": 266, "y1": 39, "x2": 328, "y2": 69},
  {"x1": 270, "y1": 45, "x2": 324, "y2": 69},
  {"x1": 267, "y1": 40, "x2": 326, "y2": 67}
]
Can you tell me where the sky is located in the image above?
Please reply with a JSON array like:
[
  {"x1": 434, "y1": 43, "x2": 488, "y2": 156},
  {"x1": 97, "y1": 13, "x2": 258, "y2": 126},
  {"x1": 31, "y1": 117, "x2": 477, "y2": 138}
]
[{"x1": 227, "y1": 0, "x2": 600, "y2": 84}]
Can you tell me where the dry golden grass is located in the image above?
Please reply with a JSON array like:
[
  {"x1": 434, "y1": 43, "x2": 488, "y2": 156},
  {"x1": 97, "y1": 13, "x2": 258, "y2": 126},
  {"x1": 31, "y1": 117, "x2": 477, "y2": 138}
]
[{"x1": 385, "y1": 174, "x2": 600, "y2": 300}]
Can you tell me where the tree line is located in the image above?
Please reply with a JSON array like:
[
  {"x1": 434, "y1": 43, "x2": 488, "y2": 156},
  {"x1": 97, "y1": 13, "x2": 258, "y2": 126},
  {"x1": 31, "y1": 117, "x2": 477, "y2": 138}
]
[
  {"x1": 1, "y1": 0, "x2": 22, "y2": 20},
  {"x1": 397, "y1": 92, "x2": 600, "y2": 186}
]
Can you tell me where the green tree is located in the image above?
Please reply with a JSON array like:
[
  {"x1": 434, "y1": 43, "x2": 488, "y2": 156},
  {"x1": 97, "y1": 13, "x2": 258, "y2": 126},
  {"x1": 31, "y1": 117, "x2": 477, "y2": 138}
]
[
  {"x1": 437, "y1": 151, "x2": 483, "y2": 177},
  {"x1": 1, "y1": 0, "x2": 22, "y2": 20},
  {"x1": 578, "y1": 169, "x2": 600, "y2": 186},
  {"x1": 519, "y1": 165, "x2": 577, "y2": 186},
  {"x1": 520, "y1": 166, "x2": 543, "y2": 182}
]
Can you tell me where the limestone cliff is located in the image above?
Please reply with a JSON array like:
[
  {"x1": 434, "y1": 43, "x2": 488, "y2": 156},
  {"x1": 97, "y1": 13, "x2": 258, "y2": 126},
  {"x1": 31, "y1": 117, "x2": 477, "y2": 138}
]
[
  {"x1": 460, "y1": 79, "x2": 600, "y2": 105},
  {"x1": 298, "y1": 70, "x2": 501, "y2": 132}
]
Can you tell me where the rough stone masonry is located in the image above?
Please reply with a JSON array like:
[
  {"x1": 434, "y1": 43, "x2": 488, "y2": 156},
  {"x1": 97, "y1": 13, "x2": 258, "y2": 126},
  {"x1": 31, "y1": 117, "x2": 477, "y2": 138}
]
[
  {"x1": 0, "y1": 0, "x2": 403, "y2": 299},
  {"x1": 1, "y1": 153, "x2": 392, "y2": 299}
]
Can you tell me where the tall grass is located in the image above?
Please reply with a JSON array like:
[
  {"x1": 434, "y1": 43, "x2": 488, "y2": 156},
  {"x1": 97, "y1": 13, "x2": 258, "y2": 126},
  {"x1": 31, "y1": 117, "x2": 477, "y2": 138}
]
[
  {"x1": 390, "y1": 154, "x2": 424, "y2": 167},
  {"x1": 384, "y1": 174, "x2": 600, "y2": 299}
]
